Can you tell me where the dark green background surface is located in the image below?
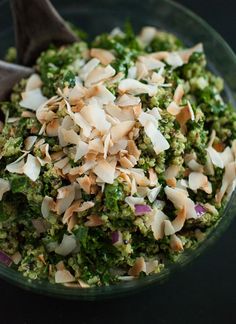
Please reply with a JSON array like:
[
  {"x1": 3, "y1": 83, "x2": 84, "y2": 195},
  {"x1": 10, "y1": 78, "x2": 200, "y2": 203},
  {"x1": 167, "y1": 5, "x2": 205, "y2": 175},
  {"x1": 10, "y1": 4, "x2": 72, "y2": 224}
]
[{"x1": 0, "y1": 1, "x2": 236, "y2": 323}]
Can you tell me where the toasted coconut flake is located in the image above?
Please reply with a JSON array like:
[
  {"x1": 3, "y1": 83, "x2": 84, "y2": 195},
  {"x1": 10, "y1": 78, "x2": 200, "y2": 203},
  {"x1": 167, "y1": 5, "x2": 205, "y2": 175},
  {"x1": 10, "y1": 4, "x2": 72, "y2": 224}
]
[
  {"x1": 170, "y1": 234, "x2": 184, "y2": 251},
  {"x1": 164, "y1": 186, "x2": 188, "y2": 210},
  {"x1": 130, "y1": 168, "x2": 150, "y2": 186},
  {"x1": 90, "y1": 85, "x2": 116, "y2": 105},
  {"x1": 127, "y1": 140, "x2": 141, "y2": 160},
  {"x1": 165, "y1": 52, "x2": 183, "y2": 68},
  {"x1": 176, "y1": 105, "x2": 191, "y2": 133},
  {"x1": 128, "y1": 257, "x2": 146, "y2": 277},
  {"x1": 147, "y1": 186, "x2": 161, "y2": 203},
  {"x1": 62, "y1": 201, "x2": 94, "y2": 224},
  {"x1": 185, "y1": 198, "x2": 198, "y2": 219},
  {"x1": 6, "y1": 157, "x2": 25, "y2": 174},
  {"x1": 138, "y1": 55, "x2": 165, "y2": 70},
  {"x1": 164, "y1": 220, "x2": 175, "y2": 236},
  {"x1": 136, "y1": 61, "x2": 149, "y2": 80},
  {"x1": 77, "y1": 175, "x2": 91, "y2": 194},
  {"x1": 23, "y1": 154, "x2": 41, "y2": 181},
  {"x1": 136, "y1": 186, "x2": 149, "y2": 197},
  {"x1": 20, "y1": 88, "x2": 47, "y2": 111},
  {"x1": 166, "y1": 178, "x2": 176, "y2": 187},
  {"x1": 131, "y1": 177, "x2": 137, "y2": 195},
  {"x1": 73, "y1": 112, "x2": 92, "y2": 138},
  {"x1": 119, "y1": 156, "x2": 134, "y2": 169},
  {"x1": 216, "y1": 162, "x2": 236, "y2": 204},
  {"x1": 188, "y1": 172, "x2": 209, "y2": 192},
  {"x1": 61, "y1": 115, "x2": 74, "y2": 130},
  {"x1": 68, "y1": 84, "x2": 87, "y2": 104},
  {"x1": 24, "y1": 136, "x2": 37, "y2": 151},
  {"x1": 132, "y1": 104, "x2": 142, "y2": 119},
  {"x1": 77, "y1": 160, "x2": 96, "y2": 175},
  {"x1": 116, "y1": 94, "x2": 141, "y2": 107},
  {"x1": 109, "y1": 139, "x2": 128, "y2": 155},
  {"x1": 103, "y1": 133, "x2": 111, "y2": 159},
  {"x1": 80, "y1": 58, "x2": 100, "y2": 80},
  {"x1": 21, "y1": 110, "x2": 36, "y2": 118},
  {"x1": 46, "y1": 119, "x2": 60, "y2": 137},
  {"x1": 145, "y1": 260, "x2": 159, "y2": 275},
  {"x1": 144, "y1": 121, "x2": 170, "y2": 154},
  {"x1": 64, "y1": 100, "x2": 91, "y2": 138},
  {"x1": 90, "y1": 48, "x2": 115, "y2": 65},
  {"x1": 74, "y1": 141, "x2": 89, "y2": 162},
  {"x1": 40, "y1": 143, "x2": 51, "y2": 163},
  {"x1": 148, "y1": 168, "x2": 158, "y2": 187},
  {"x1": 164, "y1": 165, "x2": 179, "y2": 180},
  {"x1": 149, "y1": 71, "x2": 165, "y2": 85},
  {"x1": 85, "y1": 65, "x2": 116, "y2": 87},
  {"x1": 89, "y1": 138, "x2": 104, "y2": 153},
  {"x1": 56, "y1": 261, "x2": 65, "y2": 271},
  {"x1": 138, "y1": 111, "x2": 157, "y2": 127},
  {"x1": 55, "y1": 269, "x2": 75, "y2": 283},
  {"x1": 105, "y1": 104, "x2": 134, "y2": 122},
  {"x1": 127, "y1": 65, "x2": 137, "y2": 79},
  {"x1": 51, "y1": 151, "x2": 65, "y2": 162},
  {"x1": 206, "y1": 146, "x2": 224, "y2": 169},
  {"x1": 54, "y1": 157, "x2": 69, "y2": 169},
  {"x1": 25, "y1": 74, "x2": 42, "y2": 92},
  {"x1": 125, "y1": 196, "x2": 144, "y2": 209},
  {"x1": 147, "y1": 209, "x2": 168, "y2": 240},
  {"x1": 80, "y1": 99, "x2": 111, "y2": 133},
  {"x1": 178, "y1": 43, "x2": 203, "y2": 64},
  {"x1": 85, "y1": 215, "x2": 104, "y2": 227},
  {"x1": 203, "y1": 203, "x2": 218, "y2": 215},
  {"x1": 41, "y1": 196, "x2": 54, "y2": 218},
  {"x1": 187, "y1": 159, "x2": 204, "y2": 172},
  {"x1": 148, "y1": 107, "x2": 162, "y2": 120},
  {"x1": 60, "y1": 128, "x2": 80, "y2": 145},
  {"x1": 231, "y1": 140, "x2": 236, "y2": 159},
  {"x1": 93, "y1": 159, "x2": 116, "y2": 184},
  {"x1": 171, "y1": 207, "x2": 186, "y2": 233},
  {"x1": 139, "y1": 26, "x2": 157, "y2": 46},
  {"x1": 187, "y1": 101, "x2": 195, "y2": 120},
  {"x1": 0, "y1": 178, "x2": 10, "y2": 201},
  {"x1": 167, "y1": 101, "x2": 181, "y2": 116},
  {"x1": 173, "y1": 84, "x2": 184, "y2": 104},
  {"x1": 118, "y1": 79, "x2": 157, "y2": 96},
  {"x1": 220, "y1": 147, "x2": 234, "y2": 166},
  {"x1": 55, "y1": 234, "x2": 76, "y2": 256},
  {"x1": 111, "y1": 121, "x2": 135, "y2": 142},
  {"x1": 150, "y1": 51, "x2": 169, "y2": 60},
  {"x1": 55, "y1": 184, "x2": 75, "y2": 215}
]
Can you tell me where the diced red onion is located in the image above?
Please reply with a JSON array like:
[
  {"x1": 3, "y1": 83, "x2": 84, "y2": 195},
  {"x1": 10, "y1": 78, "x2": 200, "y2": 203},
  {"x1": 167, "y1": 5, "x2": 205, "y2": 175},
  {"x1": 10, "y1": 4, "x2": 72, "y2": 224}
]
[
  {"x1": 0, "y1": 251, "x2": 12, "y2": 267},
  {"x1": 111, "y1": 231, "x2": 123, "y2": 245},
  {"x1": 195, "y1": 204, "x2": 206, "y2": 217},
  {"x1": 134, "y1": 204, "x2": 152, "y2": 215}
]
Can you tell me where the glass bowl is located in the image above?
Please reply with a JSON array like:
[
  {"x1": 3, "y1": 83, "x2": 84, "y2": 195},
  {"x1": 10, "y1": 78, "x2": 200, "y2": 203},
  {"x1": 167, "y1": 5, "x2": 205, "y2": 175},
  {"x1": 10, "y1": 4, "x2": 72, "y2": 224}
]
[{"x1": 0, "y1": 0, "x2": 236, "y2": 300}]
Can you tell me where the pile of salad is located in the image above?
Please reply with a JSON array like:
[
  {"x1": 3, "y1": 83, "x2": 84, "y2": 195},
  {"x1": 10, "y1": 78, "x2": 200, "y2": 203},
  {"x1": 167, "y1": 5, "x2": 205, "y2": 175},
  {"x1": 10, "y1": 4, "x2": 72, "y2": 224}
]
[{"x1": 0, "y1": 24, "x2": 236, "y2": 287}]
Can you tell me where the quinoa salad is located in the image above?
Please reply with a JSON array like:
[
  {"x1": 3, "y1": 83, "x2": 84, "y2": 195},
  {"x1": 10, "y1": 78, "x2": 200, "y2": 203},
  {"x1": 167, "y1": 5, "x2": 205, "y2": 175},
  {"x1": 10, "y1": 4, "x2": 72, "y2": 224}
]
[{"x1": 0, "y1": 24, "x2": 236, "y2": 288}]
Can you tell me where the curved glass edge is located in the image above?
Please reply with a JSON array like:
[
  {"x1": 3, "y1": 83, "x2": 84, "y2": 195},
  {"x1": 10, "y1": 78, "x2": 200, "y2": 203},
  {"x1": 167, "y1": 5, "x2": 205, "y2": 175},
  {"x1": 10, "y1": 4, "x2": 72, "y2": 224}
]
[{"x1": 0, "y1": 0, "x2": 236, "y2": 300}]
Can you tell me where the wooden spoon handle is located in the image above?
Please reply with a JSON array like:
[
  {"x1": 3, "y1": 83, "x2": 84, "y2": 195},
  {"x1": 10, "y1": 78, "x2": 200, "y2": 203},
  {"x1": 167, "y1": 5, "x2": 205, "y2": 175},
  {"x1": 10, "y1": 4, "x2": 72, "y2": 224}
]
[
  {"x1": 0, "y1": 60, "x2": 33, "y2": 101},
  {"x1": 10, "y1": 0, "x2": 78, "y2": 66}
]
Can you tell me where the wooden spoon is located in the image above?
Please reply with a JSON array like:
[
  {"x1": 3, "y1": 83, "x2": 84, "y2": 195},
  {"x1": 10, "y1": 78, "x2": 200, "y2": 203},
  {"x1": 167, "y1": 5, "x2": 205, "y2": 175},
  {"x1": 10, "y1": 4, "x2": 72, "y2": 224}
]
[
  {"x1": 10, "y1": 0, "x2": 78, "y2": 66},
  {"x1": 0, "y1": 60, "x2": 34, "y2": 101}
]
